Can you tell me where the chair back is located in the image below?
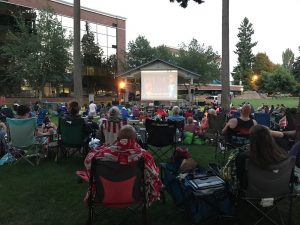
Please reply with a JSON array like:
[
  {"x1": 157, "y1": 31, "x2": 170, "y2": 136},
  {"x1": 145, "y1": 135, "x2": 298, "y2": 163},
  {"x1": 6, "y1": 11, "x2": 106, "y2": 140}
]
[
  {"x1": 91, "y1": 158, "x2": 145, "y2": 207},
  {"x1": 1, "y1": 107, "x2": 14, "y2": 118},
  {"x1": 245, "y1": 156, "x2": 295, "y2": 198},
  {"x1": 58, "y1": 117, "x2": 85, "y2": 147},
  {"x1": 145, "y1": 119, "x2": 177, "y2": 147},
  {"x1": 254, "y1": 112, "x2": 270, "y2": 127},
  {"x1": 37, "y1": 109, "x2": 48, "y2": 125},
  {"x1": 7, "y1": 117, "x2": 36, "y2": 148},
  {"x1": 207, "y1": 113, "x2": 226, "y2": 133},
  {"x1": 233, "y1": 111, "x2": 240, "y2": 118}
]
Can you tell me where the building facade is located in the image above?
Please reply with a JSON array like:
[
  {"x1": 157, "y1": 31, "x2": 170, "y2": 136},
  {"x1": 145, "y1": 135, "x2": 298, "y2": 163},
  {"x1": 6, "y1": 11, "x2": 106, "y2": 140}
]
[{"x1": 0, "y1": 0, "x2": 126, "y2": 97}]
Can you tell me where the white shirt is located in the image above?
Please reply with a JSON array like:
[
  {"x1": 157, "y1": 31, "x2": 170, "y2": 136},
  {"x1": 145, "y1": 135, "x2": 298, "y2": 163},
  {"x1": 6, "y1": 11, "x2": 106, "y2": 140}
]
[{"x1": 89, "y1": 103, "x2": 97, "y2": 113}]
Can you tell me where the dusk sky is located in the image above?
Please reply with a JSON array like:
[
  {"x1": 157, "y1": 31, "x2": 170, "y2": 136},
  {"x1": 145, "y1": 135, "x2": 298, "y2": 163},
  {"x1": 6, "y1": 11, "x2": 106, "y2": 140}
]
[{"x1": 65, "y1": 0, "x2": 300, "y2": 72}]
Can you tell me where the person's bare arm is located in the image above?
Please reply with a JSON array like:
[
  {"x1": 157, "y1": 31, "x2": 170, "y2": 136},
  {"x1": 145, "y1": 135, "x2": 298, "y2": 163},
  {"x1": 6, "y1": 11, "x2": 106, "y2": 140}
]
[
  {"x1": 270, "y1": 129, "x2": 296, "y2": 139},
  {"x1": 222, "y1": 118, "x2": 237, "y2": 134},
  {"x1": 0, "y1": 122, "x2": 7, "y2": 132},
  {"x1": 252, "y1": 119, "x2": 257, "y2": 126}
]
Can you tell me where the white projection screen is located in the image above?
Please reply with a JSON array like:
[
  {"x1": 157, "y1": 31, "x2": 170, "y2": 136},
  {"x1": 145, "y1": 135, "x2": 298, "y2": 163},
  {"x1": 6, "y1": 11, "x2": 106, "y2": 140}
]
[{"x1": 141, "y1": 70, "x2": 178, "y2": 101}]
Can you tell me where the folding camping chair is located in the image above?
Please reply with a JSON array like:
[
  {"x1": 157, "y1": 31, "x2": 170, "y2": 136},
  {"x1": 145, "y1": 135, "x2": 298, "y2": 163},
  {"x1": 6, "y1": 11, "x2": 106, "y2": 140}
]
[
  {"x1": 7, "y1": 117, "x2": 45, "y2": 166},
  {"x1": 57, "y1": 117, "x2": 89, "y2": 161},
  {"x1": 239, "y1": 156, "x2": 296, "y2": 225},
  {"x1": 145, "y1": 119, "x2": 177, "y2": 162},
  {"x1": 36, "y1": 108, "x2": 48, "y2": 126},
  {"x1": 87, "y1": 157, "x2": 147, "y2": 225},
  {"x1": 254, "y1": 112, "x2": 271, "y2": 127},
  {"x1": 203, "y1": 113, "x2": 227, "y2": 160}
]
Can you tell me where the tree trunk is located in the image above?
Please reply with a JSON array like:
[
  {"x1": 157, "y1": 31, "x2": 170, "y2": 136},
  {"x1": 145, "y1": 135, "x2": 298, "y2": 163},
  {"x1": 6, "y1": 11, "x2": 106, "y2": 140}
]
[
  {"x1": 38, "y1": 88, "x2": 43, "y2": 100},
  {"x1": 221, "y1": 0, "x2": 230, "y2": 112},
  {"x1": 73, "y1": 0, "x2": 83, "y2": 105}
]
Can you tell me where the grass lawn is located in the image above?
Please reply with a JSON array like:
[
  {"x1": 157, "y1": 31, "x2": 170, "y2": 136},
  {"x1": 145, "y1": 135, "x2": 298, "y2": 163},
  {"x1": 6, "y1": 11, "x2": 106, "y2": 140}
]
[
  {"x1": 232, "y1": 97, "x2": 299, "y2": 109},
  {"x1": 1, "y1": 144, "x2": 300, "y2": 225}
]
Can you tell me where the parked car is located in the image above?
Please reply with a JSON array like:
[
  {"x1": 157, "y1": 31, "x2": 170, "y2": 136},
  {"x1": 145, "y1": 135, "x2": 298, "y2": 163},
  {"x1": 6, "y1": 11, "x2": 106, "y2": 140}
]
[{"x1": 205, "y1": 95, "x2": 218, "y2": 105}]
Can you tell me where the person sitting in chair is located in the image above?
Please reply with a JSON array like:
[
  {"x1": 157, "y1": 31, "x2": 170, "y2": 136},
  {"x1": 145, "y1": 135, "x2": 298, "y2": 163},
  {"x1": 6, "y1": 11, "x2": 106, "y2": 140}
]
[
  {"x1": 234, "y1": 125, "x2": 288, "y2": 189},
  {"x1": 102, "y1": 106, "x2": 125, "y2": 145},
  {"x1": 59, "y1": 101, "x2": 92, "y2": 140},
  {"x1": 166, "y1": 106, "x2": 184, "y2": 122},
  {"x1": 82, "y1": 125, "x2": 162, "y2": 205},
  {"x1": 222, "y1": 103, "x2": 257, "y2": 147},
  {"x1": 184, "y1": 117, "x2": 200, "y2": 135},
  {"x1": 15, "y1": 104, "x2": 31, "y2": 119}
]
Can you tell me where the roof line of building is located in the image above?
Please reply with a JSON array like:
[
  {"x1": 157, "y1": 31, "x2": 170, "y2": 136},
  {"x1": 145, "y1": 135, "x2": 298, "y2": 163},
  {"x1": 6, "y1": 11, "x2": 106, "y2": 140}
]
[
  {"x1": 51, "y1": 0, "x2": 126, "y2": 21},
  {"x1": 117, "y1": 58, "x2": 202, "y2": 78}
]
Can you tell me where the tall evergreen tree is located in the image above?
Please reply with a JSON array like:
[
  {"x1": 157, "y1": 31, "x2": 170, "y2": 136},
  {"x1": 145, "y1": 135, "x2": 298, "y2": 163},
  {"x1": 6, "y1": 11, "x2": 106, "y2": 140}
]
[{"x1": 232, "y1": 17, "x2": 257, "y2": 89}]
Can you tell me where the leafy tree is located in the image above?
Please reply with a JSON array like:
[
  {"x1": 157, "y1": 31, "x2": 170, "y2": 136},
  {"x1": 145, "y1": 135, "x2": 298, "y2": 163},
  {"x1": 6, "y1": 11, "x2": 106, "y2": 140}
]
[
  {"x1": 292, "y1": 47, "x2": 300, "y2": 82},
  {"x1": 232, "y1": 17, "x2": 257, "y2": 89},
  {"x1": 1, "y1": 9, "x2": 72, "y2": 98},
  {"x1": 153, "y1": 45, "x2": 176, "y2": 63},
  {"x1": 253, "y1": 52, "x2": 275, "y2": 75},
  {"x1": 257, "y1": 66, "x2": 296, "y2": 93},
  {"x1": 126, "y1": 35, "x2": 155, "y2": 69},
  {"x1": 282, "y1": 48, "x2": 294, "y2": 72},
  {"x1": 176, "y1": 39, "x2": 221, "y2": 83}
]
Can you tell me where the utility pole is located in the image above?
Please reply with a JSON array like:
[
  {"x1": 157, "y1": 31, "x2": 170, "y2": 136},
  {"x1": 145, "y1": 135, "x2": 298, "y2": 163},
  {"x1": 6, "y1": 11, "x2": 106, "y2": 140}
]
[{"x1": 73, "y1": 0, "x2": 83, "y2": 105}]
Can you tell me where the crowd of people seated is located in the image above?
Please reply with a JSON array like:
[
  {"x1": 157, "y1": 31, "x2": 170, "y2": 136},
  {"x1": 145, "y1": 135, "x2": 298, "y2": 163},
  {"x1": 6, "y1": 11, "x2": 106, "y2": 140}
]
[{"x1": 1, "y1": 99, "x2": 300, "y2": 214}]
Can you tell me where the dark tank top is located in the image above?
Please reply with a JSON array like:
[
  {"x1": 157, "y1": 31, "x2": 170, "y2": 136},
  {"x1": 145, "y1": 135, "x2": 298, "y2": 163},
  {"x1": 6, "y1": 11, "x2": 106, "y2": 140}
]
[{"x1": 227, "y1": 118, "x2": 254, "y2": 147}]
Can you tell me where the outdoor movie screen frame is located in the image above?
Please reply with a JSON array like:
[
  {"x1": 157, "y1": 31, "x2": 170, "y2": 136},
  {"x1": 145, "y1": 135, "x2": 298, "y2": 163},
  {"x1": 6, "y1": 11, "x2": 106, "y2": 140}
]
[{"x1": 141, "y1": 70, "x2": 178, "y2": 101}]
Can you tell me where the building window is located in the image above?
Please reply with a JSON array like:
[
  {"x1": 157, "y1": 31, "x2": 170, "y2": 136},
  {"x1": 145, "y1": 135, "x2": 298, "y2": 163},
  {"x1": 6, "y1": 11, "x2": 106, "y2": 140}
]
[{"x1": 86, "y1": 66, "x2": 95, "y2": 76}]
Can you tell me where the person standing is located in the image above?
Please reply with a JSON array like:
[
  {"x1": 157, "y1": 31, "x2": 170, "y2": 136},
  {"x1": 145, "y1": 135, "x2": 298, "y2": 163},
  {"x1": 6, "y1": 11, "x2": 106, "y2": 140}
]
[{"x1": 88, "y1": 101, "x2": 97, "y2": 117}]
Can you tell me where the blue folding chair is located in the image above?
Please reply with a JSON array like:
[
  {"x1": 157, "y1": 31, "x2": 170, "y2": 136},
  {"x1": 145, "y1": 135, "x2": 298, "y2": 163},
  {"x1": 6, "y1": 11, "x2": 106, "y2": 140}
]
[
  {"x1": 254, "y1": 112, "x2": 270, "y2": 127},
  {"x1": 37, "y1": 109, "x2": 49, "y2": 126}
]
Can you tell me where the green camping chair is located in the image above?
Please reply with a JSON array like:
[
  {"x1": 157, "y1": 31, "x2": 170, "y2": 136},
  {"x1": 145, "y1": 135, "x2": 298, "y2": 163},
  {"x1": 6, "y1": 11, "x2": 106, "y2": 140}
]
[
  {"x1": 7, "y1": 117, "x2": 44, "y2": 166},
  {"x1": 57, "y1": 117, "x2": 89, "y2": 161}
]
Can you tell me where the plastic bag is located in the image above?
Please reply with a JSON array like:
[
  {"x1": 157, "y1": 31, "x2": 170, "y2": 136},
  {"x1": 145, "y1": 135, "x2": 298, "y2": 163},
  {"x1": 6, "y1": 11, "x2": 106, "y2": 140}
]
[{"x1": 0, "y1": 153, "x2": 14, "y2": 165}]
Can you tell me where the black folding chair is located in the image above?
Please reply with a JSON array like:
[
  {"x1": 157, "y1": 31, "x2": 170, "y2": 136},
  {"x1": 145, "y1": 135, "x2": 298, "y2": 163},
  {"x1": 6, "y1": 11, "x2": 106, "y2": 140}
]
[
  {"x1": 87, "y1": 157, "x2": 147, "y2": 225},
  {"x1": 145, "y1": 119, "x2": 177, "y2": 162},
  {"x1": 203, "y1": 113, "x2": 227, "y2": 161},
  {"x1": 238, "y1": 157, "x2": 296, "y2": 225}
]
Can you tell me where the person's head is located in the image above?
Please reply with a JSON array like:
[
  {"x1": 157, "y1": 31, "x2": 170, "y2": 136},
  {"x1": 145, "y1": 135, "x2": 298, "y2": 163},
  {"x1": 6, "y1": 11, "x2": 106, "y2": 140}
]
[
  {"x1": 249, "y1": 125, "x2": 287, "y2": 168},
  {"x1": 90, "y1": 101, "x2": 93, "y2": 104},
  {"x1": 117, "y1": 125, "x2": 137, "y2": 140},
  {"x1": 108, "y1": 106, "x2": 120, "y2": 119},
  {"x1": 13, "y1": 103, "x2": 19, "y2": 112},
  {"x1": 187, "y1": 117, "x2": 194, "y2": 125},
  {"x1": 68, "y1": 101, "x2": 80, "y2": 116},
  {"x1": 16, "y1": 105, "x2": 30, "y2": 118},
  {"x1": 172, "y1": 106, "x2": 180, "y2": 115},
  {"x1": 208, "y1": 108, "x2": 217, "y2": 116},
  {"x1": 240, "y1": 104, "x2": 251, "y2": 118}
]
